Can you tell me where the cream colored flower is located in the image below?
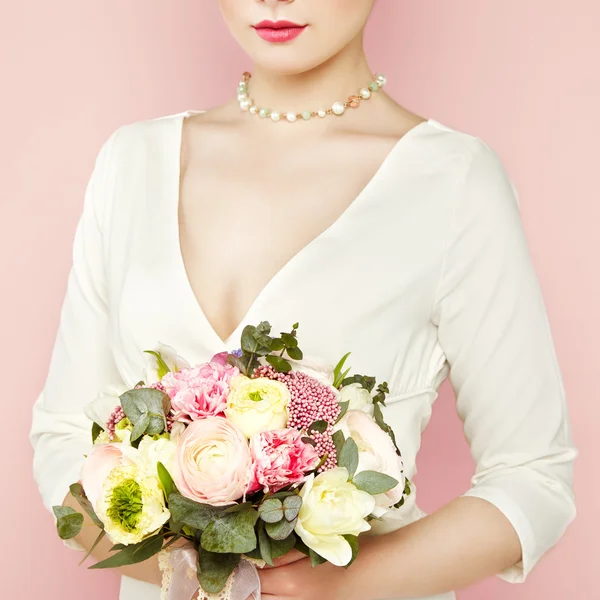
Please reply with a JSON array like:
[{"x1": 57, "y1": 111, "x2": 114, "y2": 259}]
[
  {"x1": 339, "y1": 383, "x2": 374, "y2": 415},
  {"x1": 224, "y1": 375, "x2": 290, "y2": 438},
  {"x1": 294, "y1": 467, "x2": 375, "y2": 566},
  {"x1": 96, "y1": 463, "x2": 170, "y2": 545}
]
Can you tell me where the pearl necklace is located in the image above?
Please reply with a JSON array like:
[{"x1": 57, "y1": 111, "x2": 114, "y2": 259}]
[{"x1": 237, "y1": 71, "x2": 387, "y2": 123}]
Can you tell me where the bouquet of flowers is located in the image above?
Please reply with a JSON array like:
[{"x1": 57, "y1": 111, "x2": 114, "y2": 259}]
[{"x1": 53, "y1": 321, "x2": 411, "y2": 600}]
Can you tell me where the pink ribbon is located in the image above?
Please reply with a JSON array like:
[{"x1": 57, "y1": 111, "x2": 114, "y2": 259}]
[{"x1": 160, "y1": 543, "x2": 261, "y2": 600}]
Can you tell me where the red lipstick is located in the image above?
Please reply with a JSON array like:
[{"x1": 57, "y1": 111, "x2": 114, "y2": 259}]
[{"x1": 253, "y1": 20, "x2": 307, "y2": 43}]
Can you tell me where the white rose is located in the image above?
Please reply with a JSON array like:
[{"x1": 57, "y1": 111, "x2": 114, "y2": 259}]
[
  {"x1": 84, "y1": 382, "x2": 129, "y2": 429},
  {"x1": 122, "y1": 435, "x2": 178, "y2": 478},
  {"x1": 334, "y1": 410, "x2": 405, "y2": 517},
  {"x1": 224, "y1": 375, "x2": 290, "y2": 438},
  {"x1": 339, "y1": 382, "x2": 374, "y2": 415},
  {"x1": 285, "y1": 355, "x2": 336, "y2": 387},
  {"x1": 294, "y1": 467, "x2": 375, "y2": 566},
  {"x1": 144, "y1": 342, "x2": 190, "y2": 384}
]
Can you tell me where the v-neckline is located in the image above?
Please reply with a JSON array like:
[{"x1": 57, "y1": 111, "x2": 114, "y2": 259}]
[{"x1": 170, "y1": 109, "x2": 434, "y2": 350}]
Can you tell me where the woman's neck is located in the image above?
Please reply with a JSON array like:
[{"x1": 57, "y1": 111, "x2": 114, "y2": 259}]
[{"x1": 246, "y1": 41, "x2": 375, "y2": 115}]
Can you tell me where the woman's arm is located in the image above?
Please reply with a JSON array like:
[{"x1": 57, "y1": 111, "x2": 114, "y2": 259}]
[
  {"x1": 260, "y1": 138, "x2": 577, "y2": 598},
  {"x1": 29, "y1": 123, "x2": 162, "y2": 586}
]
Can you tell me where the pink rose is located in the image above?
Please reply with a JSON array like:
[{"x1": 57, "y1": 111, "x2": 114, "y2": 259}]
[
  {"x1": 334, "y1": 410, "x2": 405, "y2": 516},
  {"x1": 162, "y1": 361, "x2": 239, "y2": 423},
  {"x1": 81, "y1": 443, "x2": 128, "y2": 511},
  {"x1": 248, "y1": 428, "x2": 320, "y2": 494},
  {"x1": 172, "y1": 416, "x2": 252, "y2": 505}
]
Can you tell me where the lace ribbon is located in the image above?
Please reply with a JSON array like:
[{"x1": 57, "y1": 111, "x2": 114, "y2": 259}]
[{"x1": 159, "y1": 543, "x2": 264, "y2": 600}]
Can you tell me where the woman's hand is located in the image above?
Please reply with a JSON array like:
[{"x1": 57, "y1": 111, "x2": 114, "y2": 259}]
[{"x1": 258, "y1": 550, "x2": 362, "y2": 600}]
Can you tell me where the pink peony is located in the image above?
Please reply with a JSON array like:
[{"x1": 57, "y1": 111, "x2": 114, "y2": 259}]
[
  {"x1": 162, "y1": 361, "x2": 239, "y2": 423},
  {"x1": 248, "y1": 428, "x2": 320, "y2": 494},
  {"x1": 172, "y1": 416, "x2": 253, "y2": 505}
]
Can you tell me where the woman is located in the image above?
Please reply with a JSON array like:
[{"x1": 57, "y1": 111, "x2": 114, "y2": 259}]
[{"x1": 30, "y1": 1, "x2": 577, "y2": 599}]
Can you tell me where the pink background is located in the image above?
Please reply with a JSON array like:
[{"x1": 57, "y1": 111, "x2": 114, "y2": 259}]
[{"x1": 4, "y1": 0, "x2": 597, "y2": 598}]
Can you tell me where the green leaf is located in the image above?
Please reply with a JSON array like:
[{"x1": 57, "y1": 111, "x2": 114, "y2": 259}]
[
  {"x1": 78, "y1": 530, "x2": 106, "y2": 566},
  {"x1": 197, "y1": 547, "x2": 240, "y2": 594},
  {"x1": 157, "y1": 462, "x2": 176, "y2": 499},
  {"x1": 258, "y1": 497, "x2": 284, "y2": 523},
  {"x1": 342, "y1": 535, "x2": 359, "y2": 568},
  {"x1": 265, "y1": 517, "x2": 296, "y2": 541},
  {"x1": 301, "y1": 436, "x2": 317, "y2": 447},
  {"x1": 332, "y1": 430, "x2": 345, "y2": 458},
  {"x1": 333, "y1": 352, "x2": 352, "y2": 388},
  {"x1": 143, "y1": 350, "x2": 171, "y2": 379},
  {"x1": 270, "y1": 338, "x2": 285, "y2": 352},
  {"x1": 283, "y1": 495, "x2": 302, "y2": 522},
  {"x1": 307, "y1": 420, "x2": 328, "y2": 434},
  {"x1": 146, "y1": 413, "x2": 166, "y2": 436},
  {"x1": 119, "y1": 390, "x2": 148, "y2": 423},
  {"x1": 226, "y1": 353, "x2": 247, "y2": 374},
  {"x1": 90, "y1": 534, "x2": 164, "y2": 569},
  {"x1": 69, "y1": 483, "x2": 104, "y2": 528},
  {"x1": 168, "y1": 492, "x2": 225, "y2": 530},
  {"x1": 241, "y1": 325, "x2": 259, "y2": 354},
  {"x1": 309, "y1": 549, "x2": 327, "y2": 567},
  {"x1": 294, "y1": 537, "x2": 310, "y2": 557},
  {"x1": 130, "y1": 412, "x2": 150, "y2": 442},
  {"x1": 286, "y1": 346, "x2": 303, "y2": 360},
  {"x1": 266, "y1": 355, "x2": 292, "y2": 373},
  {"x1": 257, "y1": 521, "x2": 273, "y2": 566},
  {"x1": 352, "y1": 471, "x2": 399, "y2": 495},
  {"x1": 53, "y1": 506, "x2": 84, "y2": 540},
  {"x1": 338, "y1": 438, "x2": 359, "y2": 478},
  {"x1": 91, "y1": 421, "x2": 103, "y2": 443},
  {"x1": 257, "y1": 321, "x2": 272, "y2": 334},
  {"x1": 270, "y1": 533, "x2": 297, "y2": 560},
  {"x1": 201, "y1": 508, "x2": 258, "y2": 554},
  {"x1": 280, "y1": 332, "x2": 298, "y2": 348},
  {"x1": 335, "y1": 401, "x2": 349, "y2": 424}
]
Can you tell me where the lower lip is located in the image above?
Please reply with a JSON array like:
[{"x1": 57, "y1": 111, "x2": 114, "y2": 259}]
[{"x1": 254, "y1": 26, "x2": 306, "y2": 43}]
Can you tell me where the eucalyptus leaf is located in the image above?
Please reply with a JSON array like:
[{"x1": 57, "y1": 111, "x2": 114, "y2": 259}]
[
  {"x1": 270, "y1": 533, "x2": 297, "y2": 560},
  {"x1": 146, "y1": 413, "x2": 166, "y2": 436},
  {"x1": 257, "y1": 321, "x2": 272, "y2": 334},
  {"x1": 258, "y1": 498, "x2": 283, "y2": 523},
  {"x1": 294, "y1": 537, "x2": 311, "y2": 557},
  {"x1": 280, "y1": 332, "x2": 298, "y2": 348},
  {"x1": 227, "y1": 353, "x2": 247, "y2": 374},
  {"x1": 241, "y1": 325, "x2": 259, "y2": 354},
  {"x1": 201, "y1": 508, "x2": 258, "y2": 554},
  {"x1": 307, "y1": 420, "x2": 328, "y2": 434},
  {"x1": 130, "y1": 412, "x2": 150, "y2": 442},
  {"x1": 119, "y1": 391, "x2": 148, "y2": 424},
  {"x1": 282, "y1": 495, "x2": 302, "y2": 522},
  {"x1": 352, "y1": 471, "x2": 398, "y2": 495},
  {"x1": 53, "y1": 506, "x2": 84, "y2": 540},
  {"x1": 197, "y1": 547, "x2": 240, "y2": 594},
  {"x1": 168, "y1": 492, "x2": 225, "y2": 530},
  {"x1": 257, "y1": 521, "x2": 273, "y2": 566},
  {"x1": 70, "y1": 482, "x2": 104, "y2": 528},
  {"x1": 265, "y1": 516, "x2": 296, "y2": 541},
  {"x1": 332, "y1": 430, "x2": 345, "y2": 458},
  {"x1": 266, "y1": 355, "x2": 292, "y2": 373},
  {"x1": 335, "y1": 401, "x2": 349, "y2": 424},
  {"x1": 90, "y1": 534, "x2": 164, "y2": 569},
  {"x1": 342, "y1": 534, "x2": 359, "y2": 568},
  {"x1": 286, "y1": 346, "x2": 303, "y2": 360},
  {"x1": 270, "y1": 338, "x2": 285, "y2": 352},
  {"x1": 301, "y1": 436, "x2": 317, "y2": 447},
  {"x1": 338, "y1": 438, "x2": 359, "y2": 478}
]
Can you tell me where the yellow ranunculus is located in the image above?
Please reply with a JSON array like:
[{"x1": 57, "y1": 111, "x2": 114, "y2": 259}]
[
  {"x1": 294, "y1": 467, "x2": 375, "y2": 566},
  {"x1": 224, "y1": 375, "x2": 290, "y2": 438}
]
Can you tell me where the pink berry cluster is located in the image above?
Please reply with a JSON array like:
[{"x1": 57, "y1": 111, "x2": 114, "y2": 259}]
[
  {"x1": 252, "y1": 364, "x2": 341, "y2": 472},
  {"x1": 106, "y1": 405, "x2": 126, "y2": 441}
]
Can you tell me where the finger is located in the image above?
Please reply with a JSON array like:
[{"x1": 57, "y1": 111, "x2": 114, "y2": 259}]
[
  {"x1": 269, "y1": 549, "x2": 307, "y2": 568},
  {"x1": 259, "y1": 566, "x2": 293, "y2": 595}
]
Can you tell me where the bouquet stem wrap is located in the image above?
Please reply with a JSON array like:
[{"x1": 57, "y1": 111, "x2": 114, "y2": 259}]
[{"x1": 159, "y1": 543, "x2": 263, "y2": 600}]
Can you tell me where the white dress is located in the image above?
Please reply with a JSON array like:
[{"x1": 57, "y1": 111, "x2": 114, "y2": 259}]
[{"x1": 29, "y1": 109, "x2": 577, "y2": 600}]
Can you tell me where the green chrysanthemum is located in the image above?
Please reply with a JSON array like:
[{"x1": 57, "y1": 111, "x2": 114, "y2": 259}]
[{"x1": 97, "y1": 464, "x2": 170, "y2": 545}]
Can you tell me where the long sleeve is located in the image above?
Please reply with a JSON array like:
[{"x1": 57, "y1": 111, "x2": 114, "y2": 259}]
[
  {"x1": 29, "y1": 125, "x2": 126, "y2": 524},
  {"x1": 431, "y1": 139, "x2": 578, "y2": 582}
]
